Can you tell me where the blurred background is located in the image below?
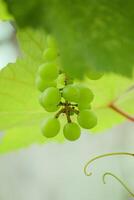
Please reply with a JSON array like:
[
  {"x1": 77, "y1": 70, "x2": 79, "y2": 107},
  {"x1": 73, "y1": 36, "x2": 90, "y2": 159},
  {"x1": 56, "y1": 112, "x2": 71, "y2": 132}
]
[{"x1": 0, "y1": 21, "x2": 134, "y2": 200}]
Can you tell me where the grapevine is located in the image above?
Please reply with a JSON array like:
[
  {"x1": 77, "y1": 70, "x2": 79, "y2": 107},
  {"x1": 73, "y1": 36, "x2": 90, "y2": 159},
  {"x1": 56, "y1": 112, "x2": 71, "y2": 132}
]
[{"x1": 35, "y1": 35, "x2": 102, "y2": 141}]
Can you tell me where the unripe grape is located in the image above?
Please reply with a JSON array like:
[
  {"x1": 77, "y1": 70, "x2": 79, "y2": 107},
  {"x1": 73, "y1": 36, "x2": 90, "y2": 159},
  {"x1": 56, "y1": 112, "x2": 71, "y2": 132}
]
[
  {"x1": 38, "y1": 63, "x2": 59, "y2": 81},
  {"x1": 46, "y1": 35, "x2": 58, "y2": 50},
  {"x1": 87, "y1": 70, "x2": 103, "y2": 80},
  {"x1": 35, "y1": 76, "x2": 56, "y2": 92},
  {"x1": 42, "y1": 117, "x2": 60, "y2": 138},
  {"x1": 43, "y1": 47, "x2": 58, "y2": 62},
  {"x1": 63, "y1": 84, "x2": 80, "y2": 102},
  {"x1": 78, "y1": 103, "x2": 91, "y2": 111},
  {"x1": 63, "y1": 122, "x2": 81, "y2": 141},
  {"x1": 77, "y1": 85, "x2": 94, "y2": 105},
  {"x1": 40, "y1": 87, "x2": 61, "y2": 112},
  {"x1": 77, "y1": 109, "x2": 97, "y2": 129}
]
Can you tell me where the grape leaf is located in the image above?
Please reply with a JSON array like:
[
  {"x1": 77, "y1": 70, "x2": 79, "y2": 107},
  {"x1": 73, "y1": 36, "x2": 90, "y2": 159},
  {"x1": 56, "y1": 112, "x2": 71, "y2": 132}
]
[
  {"x1": 4, "y1": 0, "x2": 134, "y2": 78},
  {"x1": 0, "y1": 28, "x2": 134, "y2": 154},
  {"x1": 0, "y1": 0, "x2": 12, "y2": 20},
  {"x1": 85, "y1": 73, "x2": 134, "y2": 132}
]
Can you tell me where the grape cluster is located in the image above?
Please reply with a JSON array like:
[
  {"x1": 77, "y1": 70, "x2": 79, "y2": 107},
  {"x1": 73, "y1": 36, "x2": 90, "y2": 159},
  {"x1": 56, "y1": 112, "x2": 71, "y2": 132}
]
[{"x1": 36, "y1": 36, "x2": 103, "y2": 141}]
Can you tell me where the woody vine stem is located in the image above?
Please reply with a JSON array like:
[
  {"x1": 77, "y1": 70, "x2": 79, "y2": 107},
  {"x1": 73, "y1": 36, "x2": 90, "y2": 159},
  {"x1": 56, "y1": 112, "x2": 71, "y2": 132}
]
[{"x1": 84, "y1": 152, "x2": 134, "y2": 197}]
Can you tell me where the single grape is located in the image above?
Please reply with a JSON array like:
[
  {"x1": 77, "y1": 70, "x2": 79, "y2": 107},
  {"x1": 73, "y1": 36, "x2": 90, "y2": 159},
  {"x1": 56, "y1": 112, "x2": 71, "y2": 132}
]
[
  {"x1": 46, "y1": 35, "x2": 58, "y2": 50},
  {"x1": 38, "y1": 63, "x2": 59, "y2": 81},
  {"x1": 87, "y1": 70, "x2": 103, "y2": 80},
  {"x1": 77, "y1": 109, "x2": 97, "y2": 129},
  {"x1": 63, "y1": 84, "x2": 80, "y2": 102},
  {"x1": 63, "y1": 122, "x2": 81, "y2": 141},
  {"x1": 35, "y1": 76, "x2": 56, "y2": 92},
  {"x1": 78, "y1": 103, "x2": 91, "y2": 111},
  {"x1": 42, "y1": 117, "x2": 60, "y2": 138},
  {"x1": 77, "y1": 85, "x2": 94, "y2": 105},
  {"x1": 40, "y1": 87, "x2": 61, "y2": 112},
  {"x1": 43, "y1": 47, "x2": 58, "y2": 62}
]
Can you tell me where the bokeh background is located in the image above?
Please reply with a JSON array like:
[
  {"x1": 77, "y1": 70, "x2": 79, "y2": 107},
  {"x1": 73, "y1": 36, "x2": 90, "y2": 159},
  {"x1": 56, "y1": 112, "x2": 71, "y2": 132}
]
[{"x1": 0, "y1": 21, "x2": 134, "y2": 200}]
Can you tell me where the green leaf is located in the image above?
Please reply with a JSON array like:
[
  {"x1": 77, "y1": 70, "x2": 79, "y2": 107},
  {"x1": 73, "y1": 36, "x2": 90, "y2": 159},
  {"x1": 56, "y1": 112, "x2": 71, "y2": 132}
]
[
  {"x1": 0, "y1": 28, "x2": 134, "y2": 153},
  {"x1": 85, "y1": 73, "x2": 134, "y2": 132},
  {"x1": 0, "y1": 0, "x2": 12, "y2": 20},
  {"x1": 4, "y1": 0, "x2": 134, "y2": 78}
]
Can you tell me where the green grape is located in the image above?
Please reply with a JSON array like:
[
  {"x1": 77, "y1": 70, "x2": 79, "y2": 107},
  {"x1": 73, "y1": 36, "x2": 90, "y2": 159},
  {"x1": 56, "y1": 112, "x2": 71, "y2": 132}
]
[
  {"x1": 77, "y1": 85, "x2": 94, "y2": 106},
  {"x1": 77, "y1": 109, "x2": 97, "y2": 129},
  {"x1": 87, "y1": 70, "x2": 103, "y2": 80},
  {"x1": 63, "y1": 84, "x2": 80, "y2": 102},
  {"x1": 46, "y1": 35, "x2": 58, "y2": 50},
  {"x1": 43, "y1": 47, "x2": 58, "y2": 62},
  {"x1": 42, "y1": 117, "x2": 60, "y2": 138},
  {"x1": 63, "y1": 122, "x2": 81, "y2": 141},
  {"x1": 35, "y1": 76, "x2": 56, "y2": 92},
  {"x1": 38, "y1": 62, "x2": 59, "y2": 81},
  {"x1": 40, "y1": 87, "x2": 61, "y2": 112},
  {"x1": 78, "y1": 103, "x2": 91, "y2": 111}
]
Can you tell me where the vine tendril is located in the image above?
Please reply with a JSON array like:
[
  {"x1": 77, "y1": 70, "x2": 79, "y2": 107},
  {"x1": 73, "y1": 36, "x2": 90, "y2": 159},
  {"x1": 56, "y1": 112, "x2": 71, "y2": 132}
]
[
  {"x1": 103, "y1": 172, "x2": 134, "y2": 197},
  {"x1": 84, "y1": 152, "x2": 134, "y2": 176}
]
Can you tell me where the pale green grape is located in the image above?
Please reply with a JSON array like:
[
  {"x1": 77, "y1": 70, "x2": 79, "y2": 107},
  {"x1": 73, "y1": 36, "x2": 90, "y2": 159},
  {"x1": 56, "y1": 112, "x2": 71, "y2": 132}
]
[
  {"x1": 78, "y1": 103, "x2": 91, "y2": 111},
  {"x1": 63, "y1": 84, "x2": 80, "y2": 102},
  {"x1": 43, "y1": 47, "x2": 58, "y2": 62},
  {"x1": 87, "y1": 70, "x2": 103, "y2": 80},
  {"x1": 40, "y1": 87, "x2": 61, "y2": 112},
  {"x1": 77, "y1": 109, "x2": 97, "y2": 129},
  {"x1": 35, "y1": 76, "x2": 56, "y2": 92},
  {"x1": 63, "y1": 122, "x2": 81, "y2": 141},
  {"x1": 76, "y1": 85, "x2": 94, "y2": 110},
  {"x1": 47, "y1": 35, "x2": 58, "y2": 49},
  {"x1": 42, "y1": 117, "x2": 60, "y2": 138},
  {"x1": 39, "y1": 63, "x2": 59, "y2": 80}
]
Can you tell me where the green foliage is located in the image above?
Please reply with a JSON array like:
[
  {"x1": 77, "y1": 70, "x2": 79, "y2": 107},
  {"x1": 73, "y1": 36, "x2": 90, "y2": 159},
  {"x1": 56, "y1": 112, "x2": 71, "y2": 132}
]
[
  {"x1": 4, "y1": 0, "x2": 134, "y2": 78},
  {"x1": 0, "y1": 28, "x2": 134, "y2": 153}
]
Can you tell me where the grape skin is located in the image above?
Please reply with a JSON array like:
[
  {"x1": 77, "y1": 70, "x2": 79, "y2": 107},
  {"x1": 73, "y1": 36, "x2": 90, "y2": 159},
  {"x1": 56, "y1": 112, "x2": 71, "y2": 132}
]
[
  {"x1": 78, "y1": 103, "x2": 91, "y2": 111},
  {"x1": 63, "y1": 84, "x2": 80, "y2": 102},
  {"x1": 36, "y1": 76, "x2": 56, "y2": 92},
  {"x1": 40, "y1": 87, "x2": 61, "y2": 112},
  {"x1": 87, "y1": 70, "x2": 103, "y2": 80},
  {"x1": 46, "y1": 35, "x2": 58, "y2": 50},
  {"x1": 43, "y1": 47, "x2": 58, "y2": 62},
  {"x1": 38, "y1": 63, "x2": 59, "y2": 80},
  {"x1": 42, "y1": 117, "x2": 60, "y2": 138},
  {"x1": 77, "y1": 109, "x2": 97, "y2": 129},
  {"x1": 77, "y1": 85, "x2": 94, "y2": 106},
  {"x1": 63, "y1": 122, "x2": 81, "y2": 141}
]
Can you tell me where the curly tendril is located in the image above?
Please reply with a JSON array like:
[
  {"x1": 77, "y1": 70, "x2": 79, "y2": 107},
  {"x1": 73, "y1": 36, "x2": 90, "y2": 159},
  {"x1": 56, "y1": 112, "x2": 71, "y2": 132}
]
[
  {"x1": 84, "y1": 152, "x2": 134, "y2": 176},
  {"x1": 103, "y1": 172, "x2": 134, "y2": 197}
]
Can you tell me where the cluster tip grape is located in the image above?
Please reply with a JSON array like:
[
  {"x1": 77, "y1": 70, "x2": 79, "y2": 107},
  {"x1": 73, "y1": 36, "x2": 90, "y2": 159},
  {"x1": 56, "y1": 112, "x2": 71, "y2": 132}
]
[{"x1": 36, "y1": 35, "x2": 103, "y2": 141}]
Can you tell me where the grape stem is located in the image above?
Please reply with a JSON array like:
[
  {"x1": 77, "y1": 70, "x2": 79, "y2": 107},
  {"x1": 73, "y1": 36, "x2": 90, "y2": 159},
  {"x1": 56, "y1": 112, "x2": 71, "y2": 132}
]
[
  {"x1": 70, "y1": 107, "x2": 79, "y2": 115},
  {"x1": 102, "y1": 172, "x2": 134, "y2": 197},
  {"x1": 59, "y1": 102, "x2": 78, "y2": 107},
  {"x1": 108, "y1": 102, "x2": 134, "y2": 122},
  {"x1": 84, "y1": 152, "x2": 134, "y2": 176},
  {"x1": 55, "y1": 108, "x2": 65, "y2": 118}
]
